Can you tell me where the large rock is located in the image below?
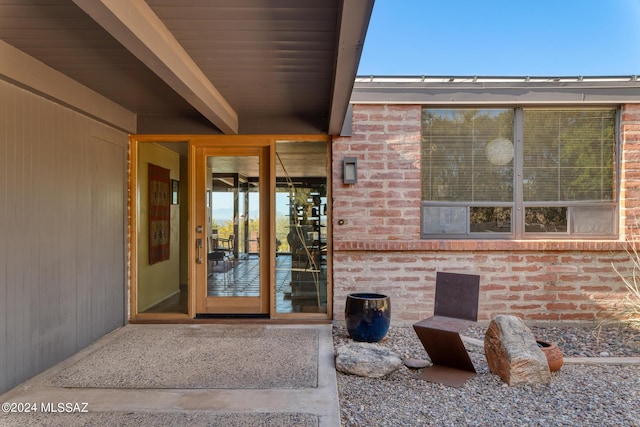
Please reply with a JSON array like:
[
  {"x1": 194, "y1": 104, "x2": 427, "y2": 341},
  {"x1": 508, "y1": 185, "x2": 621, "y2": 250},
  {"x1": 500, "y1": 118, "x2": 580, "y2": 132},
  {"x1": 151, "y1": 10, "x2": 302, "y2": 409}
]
[
  {"x1": 484, "y1": 315, "x2": 551, "y2": 386},
  {"x1": 335, "y1": 342, "x2": 402, "y2": 378}
]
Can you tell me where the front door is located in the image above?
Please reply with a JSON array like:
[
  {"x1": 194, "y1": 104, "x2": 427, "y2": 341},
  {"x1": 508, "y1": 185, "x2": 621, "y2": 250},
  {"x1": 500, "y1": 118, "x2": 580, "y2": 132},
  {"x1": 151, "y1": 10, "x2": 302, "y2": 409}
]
[
  {"x1": 195, "y1": 144, "x2": 270, "y2": 315},
  {"x1": 130, "y1": 134, "x2": 331, "y2": 320}
]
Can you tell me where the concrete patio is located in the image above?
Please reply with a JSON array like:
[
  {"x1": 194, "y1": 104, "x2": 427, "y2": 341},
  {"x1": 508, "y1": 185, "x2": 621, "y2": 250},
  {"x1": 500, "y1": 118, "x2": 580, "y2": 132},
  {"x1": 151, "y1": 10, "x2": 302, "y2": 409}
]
[{"x1": 0, "y1": 324, "x2": 339, "y2": 426}]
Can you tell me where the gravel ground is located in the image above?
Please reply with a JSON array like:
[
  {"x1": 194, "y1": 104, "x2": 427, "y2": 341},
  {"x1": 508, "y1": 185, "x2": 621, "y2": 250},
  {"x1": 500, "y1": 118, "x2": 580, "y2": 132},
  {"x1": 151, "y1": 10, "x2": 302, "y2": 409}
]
[{"x1": 333, "y1": 324, "x2": 640, "y2": 427}]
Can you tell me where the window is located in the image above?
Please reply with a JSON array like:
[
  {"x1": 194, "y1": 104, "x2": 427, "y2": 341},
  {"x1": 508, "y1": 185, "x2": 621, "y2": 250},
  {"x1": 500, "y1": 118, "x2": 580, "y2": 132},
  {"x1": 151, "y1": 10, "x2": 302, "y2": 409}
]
[{"x1": 421, "y1": 107, "x2": 618, "y2": 238}]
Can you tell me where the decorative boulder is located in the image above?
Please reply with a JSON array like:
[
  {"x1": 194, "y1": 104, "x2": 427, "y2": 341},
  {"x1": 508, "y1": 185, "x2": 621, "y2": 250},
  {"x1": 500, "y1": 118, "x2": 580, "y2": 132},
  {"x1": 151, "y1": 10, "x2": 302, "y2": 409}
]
[
  {"x1": 335, "y1": 342, "x2": 402, "y2": 378},
  {"x1": 484, "y1": 315, "x2": 551, "y2": 386}
]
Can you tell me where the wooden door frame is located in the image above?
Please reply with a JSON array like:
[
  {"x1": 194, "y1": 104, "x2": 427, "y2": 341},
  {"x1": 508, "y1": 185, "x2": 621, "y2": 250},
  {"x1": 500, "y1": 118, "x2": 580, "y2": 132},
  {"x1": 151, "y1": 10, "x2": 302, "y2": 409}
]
[{"x1": 128, "y1": 134, "x2": 332, "y2": 321}]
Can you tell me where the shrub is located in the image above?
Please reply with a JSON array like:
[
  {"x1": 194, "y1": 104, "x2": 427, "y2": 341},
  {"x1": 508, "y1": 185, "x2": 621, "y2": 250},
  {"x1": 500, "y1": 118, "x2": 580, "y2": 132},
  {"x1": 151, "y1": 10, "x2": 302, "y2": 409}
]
[{"x1": 596, "y1": 242, "x2": 640, "y2": 343}]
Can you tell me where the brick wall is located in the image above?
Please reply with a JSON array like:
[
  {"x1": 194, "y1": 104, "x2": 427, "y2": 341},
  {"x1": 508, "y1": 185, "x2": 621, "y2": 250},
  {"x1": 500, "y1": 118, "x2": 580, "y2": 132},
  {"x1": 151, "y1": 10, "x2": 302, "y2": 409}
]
[{"x1": 331, "y1": 104, "x2": 640, "y2": 326}]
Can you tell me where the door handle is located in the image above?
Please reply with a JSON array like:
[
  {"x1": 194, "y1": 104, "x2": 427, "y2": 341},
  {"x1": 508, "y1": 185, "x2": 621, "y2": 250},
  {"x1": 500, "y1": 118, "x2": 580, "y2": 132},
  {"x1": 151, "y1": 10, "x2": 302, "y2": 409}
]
[{"x1": 196, "y1": 238, "x2": 203, "y2": 264}]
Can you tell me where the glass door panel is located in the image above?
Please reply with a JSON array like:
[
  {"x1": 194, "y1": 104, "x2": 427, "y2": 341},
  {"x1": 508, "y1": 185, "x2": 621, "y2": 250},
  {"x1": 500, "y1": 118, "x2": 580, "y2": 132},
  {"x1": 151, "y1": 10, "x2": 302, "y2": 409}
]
[{"x1": 196, "y1": 146, "x2": 269, "y2": 315}]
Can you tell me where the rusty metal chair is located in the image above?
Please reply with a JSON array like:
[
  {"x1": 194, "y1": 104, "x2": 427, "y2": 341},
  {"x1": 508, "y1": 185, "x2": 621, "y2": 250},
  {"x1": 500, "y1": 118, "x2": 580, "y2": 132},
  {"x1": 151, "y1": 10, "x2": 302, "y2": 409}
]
[{"x1": 413, "y1": 272, "x2": 480, "y2": 387}]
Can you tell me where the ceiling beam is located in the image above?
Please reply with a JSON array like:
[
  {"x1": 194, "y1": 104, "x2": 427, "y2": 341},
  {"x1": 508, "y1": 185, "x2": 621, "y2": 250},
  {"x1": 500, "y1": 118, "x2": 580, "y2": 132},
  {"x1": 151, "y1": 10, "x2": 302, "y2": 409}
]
[
  {"x1": 73, "y1": 0, "x2": 238, "y2": 134},
  {"x1": 328, "y1": 0, "x2": 375, "y2": 135},
  {"x1": 0, "y1": 39, "x2": 136, "y2": 133}
]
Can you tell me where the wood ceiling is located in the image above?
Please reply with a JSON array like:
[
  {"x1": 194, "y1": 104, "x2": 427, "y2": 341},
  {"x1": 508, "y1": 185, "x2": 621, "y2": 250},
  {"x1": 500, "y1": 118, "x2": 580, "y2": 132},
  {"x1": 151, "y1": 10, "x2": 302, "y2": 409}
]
[{"x1": 0, "y1": 0, "x2": 374, "y2": 135}]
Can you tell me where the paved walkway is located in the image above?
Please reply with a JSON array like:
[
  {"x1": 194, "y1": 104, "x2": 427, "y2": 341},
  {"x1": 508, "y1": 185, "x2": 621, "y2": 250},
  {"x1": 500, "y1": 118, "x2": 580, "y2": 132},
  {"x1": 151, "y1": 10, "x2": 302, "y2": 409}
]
[{"x1": 0, "y1": 324, "x2": 340, "y2": 426}]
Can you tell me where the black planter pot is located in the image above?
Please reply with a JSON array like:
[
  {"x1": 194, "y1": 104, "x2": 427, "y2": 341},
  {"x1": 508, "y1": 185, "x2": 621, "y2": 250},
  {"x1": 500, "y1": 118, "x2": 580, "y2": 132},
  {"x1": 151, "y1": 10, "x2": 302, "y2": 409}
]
[{"x1": 345, "y1": 293, "x2": 391, "y2": 342}]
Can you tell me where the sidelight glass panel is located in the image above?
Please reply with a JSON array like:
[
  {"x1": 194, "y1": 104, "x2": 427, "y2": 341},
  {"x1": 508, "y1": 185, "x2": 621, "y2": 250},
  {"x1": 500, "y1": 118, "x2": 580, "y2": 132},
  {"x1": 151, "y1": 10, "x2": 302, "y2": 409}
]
[
  {"x1": 137, "y1": 141, "x2": 188, "y2": 314},
  {"x1": 275, "y1": 141, "x2": 328, "y2": 314}
]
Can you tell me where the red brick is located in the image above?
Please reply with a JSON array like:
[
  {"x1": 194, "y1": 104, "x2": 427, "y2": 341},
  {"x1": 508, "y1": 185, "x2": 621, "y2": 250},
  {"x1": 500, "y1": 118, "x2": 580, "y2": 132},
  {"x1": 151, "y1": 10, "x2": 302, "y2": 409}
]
[
  {"x1": 369, "y1": 113, "x2": 409, "y2": 122},
  {"x1": 529, "y1": 313, "x2": 560, "y2": 320},
  {"x1": 509, "y1": 304, "x2": 542, "y2": 310},
  {"x1": 387, "y1": 124, "x2": 421, "y2": 132},
  {"x1": 368, "y1": 190, "x2": 401, "y2": 199},
  {"x1": 560, "y1": 274, "x2": 590, "y2": 283},
  {"x1": 482, "y1": 303, "x2": 508, "y2": 311},
  {"x1": 546, "y1": 302, "x2": 577, "y2": 311},
  {"x1": 369, "y1": 171, "x2": 405, "y2": 180},
  {"x1": 370, "y1": 209, "x2": 402, "y2": 218},
  {"x1": 509, "y1": 284, "x2": 540, "y2": 292},
  {"x1": 353, "y1": 123, "x2": 385, "y2": 133},
  {"x1": 622, "y1": 168, "x2": 640, "y2": 178},
  {"x1": 523, "y1": 293, "x2": 556, "y2": 301},
  {"x1": 525, "y1": 255, "x2": 560, "y2": 263},
  {"x1": 578, "y1": 303, "x2": 603, "y2": 311},
  {"x1": 544, "y1": 284, "x2": 577, "y2": 292},
  {"x1": 557, "y1": 293, "x2": 585, "y2": 300},
  {"x1": 525, "y1": 274, "x2": 557, "y2": 282},
  {"x1": 387, "y1": 218, "x2": 418, "y2": 226},
  {"x1": 492, "y1": 255, "x2": 525, "y2": 262},
  {"x1": 352, "y1": 200, "x2": 385, "y2": 208},
  {"x1": 489, "y1": 294, "x2": 521, "y2": 301},
  {"x1": 481, "y1": 284, "x2": 508, "y2": 291},
  {"x1": 479, "y1": 265, "x2": 508, "y2": 273},
  {"x1": 581, "y1": 285, "x2": 614, "y2": 292},
  {"x1": 403, "y1": 170, "x2": 421, "y2": 180},
  {"x1": 355, "y1": 180, "x2": 384, "y2": 189},
  {"x1": 559, "y1": 313, "x2": 594, "y2": 320},
  {"x1": 546, "y1": 265, "x2": 578, "y2": 273},
  {"x1": 387, "y1": 180, "x2": 420, "y2": 189},
  {"x1": 624, "y1": 132, "x2": 640, "y2": 142},
  {"x1": 583, "y1": 266, "x2": 617, "y2": 273},
  {"x1": 512, "y1": 265, "x2": 543, "y2": 272},
  {"x1": 388, "y1": 199, "x2": 420, "y2": 208},
  {"x1": 487, "y1": 274, "x2": 521, "y2": 282}
]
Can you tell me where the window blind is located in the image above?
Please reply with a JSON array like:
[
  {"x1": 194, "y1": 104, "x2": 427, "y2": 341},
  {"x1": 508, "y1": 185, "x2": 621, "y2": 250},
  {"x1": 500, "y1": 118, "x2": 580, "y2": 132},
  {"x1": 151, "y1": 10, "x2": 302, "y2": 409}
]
[
  {"x1": 522, "y1": 109, "x2": 616, "y2": 202},
  {"x1": 421, "y1": 109, "x2": 514, "y2": 202}
]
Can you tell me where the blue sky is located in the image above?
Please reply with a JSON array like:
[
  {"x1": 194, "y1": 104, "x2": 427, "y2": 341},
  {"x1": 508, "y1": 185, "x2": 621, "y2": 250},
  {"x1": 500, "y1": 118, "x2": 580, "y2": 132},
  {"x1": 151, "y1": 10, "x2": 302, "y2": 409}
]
[{"x1": 357, "y1": 0, "x2": 640, "y2": 76}]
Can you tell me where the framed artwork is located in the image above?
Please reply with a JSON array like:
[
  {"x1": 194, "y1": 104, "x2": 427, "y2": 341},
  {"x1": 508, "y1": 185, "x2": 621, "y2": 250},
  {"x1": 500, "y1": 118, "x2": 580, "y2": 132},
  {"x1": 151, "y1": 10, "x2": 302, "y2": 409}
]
[{"x1": 149, "y1": 164, "x2": 171, "y2": 264}]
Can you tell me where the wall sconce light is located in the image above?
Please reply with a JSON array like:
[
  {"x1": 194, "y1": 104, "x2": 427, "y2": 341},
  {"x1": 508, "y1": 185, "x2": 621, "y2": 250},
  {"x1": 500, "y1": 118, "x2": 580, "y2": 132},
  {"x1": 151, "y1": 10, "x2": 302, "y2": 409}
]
[{"x1": 343, "y1": 157, "x2": 357, "y2": 184}]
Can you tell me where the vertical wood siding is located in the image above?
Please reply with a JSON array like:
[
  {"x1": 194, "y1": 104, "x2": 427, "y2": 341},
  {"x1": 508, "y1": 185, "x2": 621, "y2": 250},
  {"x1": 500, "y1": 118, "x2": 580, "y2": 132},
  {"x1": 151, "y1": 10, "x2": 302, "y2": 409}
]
[{"x1": 0, "y1": 79, "x2": 127, "y2": 393}]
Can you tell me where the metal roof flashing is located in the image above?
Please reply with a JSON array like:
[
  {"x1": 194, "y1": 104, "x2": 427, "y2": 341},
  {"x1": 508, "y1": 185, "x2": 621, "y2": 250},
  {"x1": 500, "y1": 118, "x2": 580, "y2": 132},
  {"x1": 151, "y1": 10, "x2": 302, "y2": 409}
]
[{"x1": 351, "y1": 75, "x2": 640, "y2": 105}]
